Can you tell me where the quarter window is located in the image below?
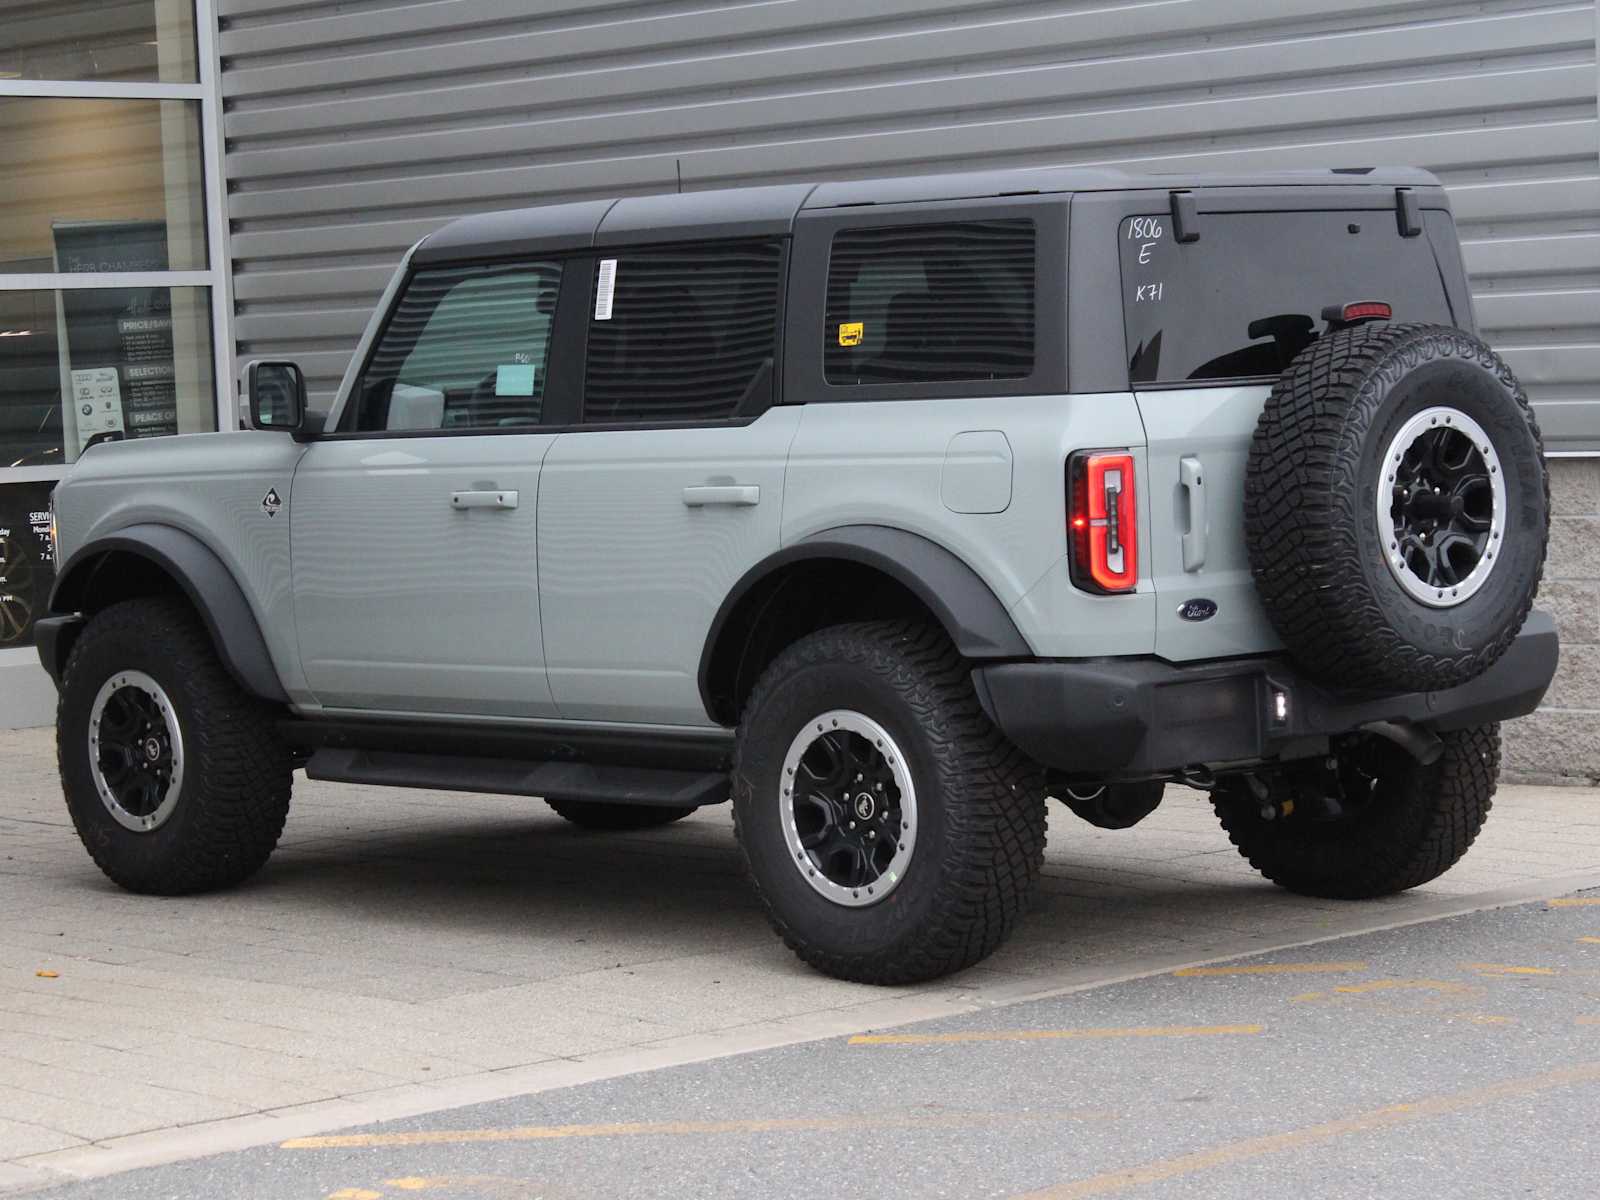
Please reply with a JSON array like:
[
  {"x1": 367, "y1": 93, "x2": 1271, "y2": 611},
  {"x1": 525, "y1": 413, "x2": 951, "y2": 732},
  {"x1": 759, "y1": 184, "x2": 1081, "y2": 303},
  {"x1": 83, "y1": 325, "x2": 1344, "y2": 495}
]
[
  {"x1": 582, "y1": 240, "x2": 783, "y2": 423},
  {"x1": 351, "y1": 262, "x2": 562, "y2": 433},
  {"x1": 824, "y1": 221, "x2": 1035, "y2": 386}
]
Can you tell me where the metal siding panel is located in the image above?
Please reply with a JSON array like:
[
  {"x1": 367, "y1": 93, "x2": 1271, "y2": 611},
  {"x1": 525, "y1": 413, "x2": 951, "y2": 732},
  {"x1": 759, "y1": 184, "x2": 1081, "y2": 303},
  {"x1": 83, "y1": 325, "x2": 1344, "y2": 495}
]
[{"x1": 221, "y1": 0, "x2": 1600, "y2": 440}]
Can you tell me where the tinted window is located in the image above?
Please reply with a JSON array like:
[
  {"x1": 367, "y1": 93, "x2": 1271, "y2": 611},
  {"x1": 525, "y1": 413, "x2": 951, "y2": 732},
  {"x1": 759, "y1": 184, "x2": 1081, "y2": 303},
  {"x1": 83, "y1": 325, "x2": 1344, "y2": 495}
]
[
  {"x1": 582, "y1": 240, "x2": 782, "y2": 423},
  {"x1": 1121, "y1": 211, "x2": 1454, "y2": 386},
  {"x1": 351, "y1": 262, "x2": 561, "y2": 433},
  {"x1": 824, "y1": 221, "x2": 1035, "y2": 385}
]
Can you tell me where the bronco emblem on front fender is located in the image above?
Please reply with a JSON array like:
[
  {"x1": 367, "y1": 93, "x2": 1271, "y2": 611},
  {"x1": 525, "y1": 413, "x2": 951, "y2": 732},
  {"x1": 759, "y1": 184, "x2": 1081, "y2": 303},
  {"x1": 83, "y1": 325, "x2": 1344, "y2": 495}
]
[{"x1": 261, "y1": 488, "x2": 282, "y2": 517}]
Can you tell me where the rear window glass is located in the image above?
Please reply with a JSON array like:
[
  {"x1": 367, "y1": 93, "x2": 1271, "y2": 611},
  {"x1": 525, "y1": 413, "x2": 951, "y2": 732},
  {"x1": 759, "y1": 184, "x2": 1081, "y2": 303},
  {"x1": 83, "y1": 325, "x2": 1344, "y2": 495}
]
[
  {"x1": 824, "y1": 221, "x2": 1035, "y2": 385},
  {"x1": 1120, "y1": 211, "x2": 1454, "y2": 386}
]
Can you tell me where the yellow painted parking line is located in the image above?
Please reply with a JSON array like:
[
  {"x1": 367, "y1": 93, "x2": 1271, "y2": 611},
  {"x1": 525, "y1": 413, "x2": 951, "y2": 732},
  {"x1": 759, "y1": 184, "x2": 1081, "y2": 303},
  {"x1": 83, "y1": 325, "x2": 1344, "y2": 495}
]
[
  {"x1": 849, "y1": 1025, "x2": 1262, "y2": 1046},
  {"x1": 1578, "y1": 1016, "x2": 1600, "y2": 1027},
  {"x1": 326, "y1": 1190, "x2": 381, "y2": 1200},
  {"x1": 1547, "y1": 898, "x2": 1600, "y2": 907},
  {"x1": 1330, "y1": 979, "x2": 1472, "y2": 995},
  {"x1": 284, "y1": 1108, "x2": 1110, "y2": 1151},
  {"x1": 1579, "y1": 937, "x2": 1600, "y2": 944},
  {"x1": 382, "y1": 1180, "x2": 527, "y2": 1195},
  {"x1": 1009, "y1": 1060, "x2": 1600, "y2": 1199},
  {"x1": 1174, "y1": 961, "x2": 1366, "y2": 977},
  {"x1": 1465, "y1": 963, "x2": 1556, "y2": 976}
]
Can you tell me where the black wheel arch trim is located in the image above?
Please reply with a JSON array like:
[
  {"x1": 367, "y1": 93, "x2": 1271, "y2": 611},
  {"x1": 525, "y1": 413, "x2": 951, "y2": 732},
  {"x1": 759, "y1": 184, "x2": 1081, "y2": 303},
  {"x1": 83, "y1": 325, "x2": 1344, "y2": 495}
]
[
  {"x1": 698, "y1": 524, "x2": 1032, "y2": 723},
  {"x1": 46, "y1": 525, "x2": 289, "y2": 704}
]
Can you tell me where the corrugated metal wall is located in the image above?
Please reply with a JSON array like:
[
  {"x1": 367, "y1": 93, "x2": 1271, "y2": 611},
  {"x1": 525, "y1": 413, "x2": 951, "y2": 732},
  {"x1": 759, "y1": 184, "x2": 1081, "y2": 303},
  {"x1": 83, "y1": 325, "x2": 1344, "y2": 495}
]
[{"x1": 218, "y1": 0, "x2": 1600, "y2": 443}]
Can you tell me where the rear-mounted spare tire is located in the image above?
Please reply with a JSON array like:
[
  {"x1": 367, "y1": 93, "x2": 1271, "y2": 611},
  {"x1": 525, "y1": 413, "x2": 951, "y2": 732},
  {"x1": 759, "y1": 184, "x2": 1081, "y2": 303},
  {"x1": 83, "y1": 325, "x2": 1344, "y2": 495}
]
[{"x1": 1245, "y1": 323, "x2": 1548, "y2": 694}]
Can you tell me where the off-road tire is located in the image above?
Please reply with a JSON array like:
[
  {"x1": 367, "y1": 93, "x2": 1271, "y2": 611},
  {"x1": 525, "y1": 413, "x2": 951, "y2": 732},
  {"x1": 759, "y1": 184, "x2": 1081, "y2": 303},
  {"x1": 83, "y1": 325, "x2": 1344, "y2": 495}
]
[
  {"x1": 1245, "y1": 323, "x2": 1547, "y2": 693},
  {"x1": 1211, "y1": 725, "x2": 1499, "y2": 899},
  {"x1": 58, "y1": 597, "x2": 292, "y2": 894},
  {"x1": 732, "y1": 620, "x2": 1047, "y2": 985},
  {"x1": 545, "y1": 799, "x2": 696, "y2": 830}
]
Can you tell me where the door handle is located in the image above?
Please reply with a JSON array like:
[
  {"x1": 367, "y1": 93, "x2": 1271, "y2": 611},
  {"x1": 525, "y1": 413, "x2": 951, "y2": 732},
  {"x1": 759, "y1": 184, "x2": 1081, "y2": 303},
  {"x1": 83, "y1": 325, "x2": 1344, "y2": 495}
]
[
  {"x1": 682, "y1": 485, "x2": 760, "y2": 507},
  {"x1": 1179, "y1": 456, "x2": 1206, "y2": 572},
  {"x1": 450, "y1": 489, "x2": 519, "y2": 510}
]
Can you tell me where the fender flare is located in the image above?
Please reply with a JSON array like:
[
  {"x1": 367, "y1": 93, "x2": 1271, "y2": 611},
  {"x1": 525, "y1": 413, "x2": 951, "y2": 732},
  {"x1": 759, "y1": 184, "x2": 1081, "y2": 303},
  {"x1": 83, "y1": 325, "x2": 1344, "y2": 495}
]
[
  {"x1": 698, "y1": 525, "x2": 1032, "y2": 719},
  {"x1": 49, "y1": 524, "x2": 289, "y2": 704}
]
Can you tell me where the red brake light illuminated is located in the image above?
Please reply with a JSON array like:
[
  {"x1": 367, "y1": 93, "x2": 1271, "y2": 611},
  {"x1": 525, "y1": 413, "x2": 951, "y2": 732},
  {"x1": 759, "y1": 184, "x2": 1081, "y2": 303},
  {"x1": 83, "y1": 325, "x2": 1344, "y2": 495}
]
[
  {"x1": 1068, "y1": 452, "x2": 1138, "y2": 593},
  {"x1": 1321, "y1": 300, "x2": 1393, "y2": 325}
]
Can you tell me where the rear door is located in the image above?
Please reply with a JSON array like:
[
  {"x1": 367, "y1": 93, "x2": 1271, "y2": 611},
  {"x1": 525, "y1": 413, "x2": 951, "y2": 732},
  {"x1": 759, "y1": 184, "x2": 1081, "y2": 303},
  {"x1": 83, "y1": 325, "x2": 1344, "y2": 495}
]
[
  {"x1": 536, "y1": 238, "x2": 795, "y2": 726},
  {"x1": 1120, "y1": 204, "x2": 1459, "y2": 661}
]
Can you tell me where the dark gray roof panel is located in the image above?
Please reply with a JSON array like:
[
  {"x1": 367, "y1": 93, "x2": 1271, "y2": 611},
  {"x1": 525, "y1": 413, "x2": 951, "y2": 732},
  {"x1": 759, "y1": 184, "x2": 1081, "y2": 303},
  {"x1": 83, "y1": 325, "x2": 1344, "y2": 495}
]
[
  {"x1": 595, "y1": 183, "x2": 818, "y2": 245},
  {"x1": 412, "y1": 198, "x2": 615, "y2": 263},
  {"x1": 802, "y1": 166, "x2": 1442, "y2": 208},
  {"x1": 415, "y1": 169, "x2": 1445, "y2": 260}
]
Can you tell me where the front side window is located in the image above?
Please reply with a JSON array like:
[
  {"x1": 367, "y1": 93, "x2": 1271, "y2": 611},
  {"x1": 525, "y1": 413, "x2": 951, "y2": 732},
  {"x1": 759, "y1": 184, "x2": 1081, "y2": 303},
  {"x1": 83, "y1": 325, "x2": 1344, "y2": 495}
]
[
  {"x1": 351, "y1": 262, "x2": 562, "y2": 433},
  {"x1": 824, "y1": 221, "x2": 1035, "y2": 385},
  {"x1": 582, "y1": 240, "x2": 783, "y2": 423}
]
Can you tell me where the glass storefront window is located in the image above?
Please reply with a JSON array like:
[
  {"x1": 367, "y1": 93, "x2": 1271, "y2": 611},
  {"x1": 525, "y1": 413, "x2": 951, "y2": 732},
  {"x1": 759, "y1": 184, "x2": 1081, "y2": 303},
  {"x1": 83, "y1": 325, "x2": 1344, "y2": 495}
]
[
  {"x1": 0, "y1": 479, "x2": 56, "y2": 648},
  {"x1": 0, "y1": 97, "x2": 208, "y2": 273},
  {"x1": 0, "y1": 286, "x2": 216, "y2": 469},
  {"x1": 0, "y1": 0, "x2": 198, "y2": 84}
]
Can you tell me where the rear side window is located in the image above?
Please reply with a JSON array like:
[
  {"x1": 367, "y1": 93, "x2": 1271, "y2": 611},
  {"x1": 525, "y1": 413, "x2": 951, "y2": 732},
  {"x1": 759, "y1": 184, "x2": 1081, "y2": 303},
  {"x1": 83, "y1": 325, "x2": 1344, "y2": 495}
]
[
  {"x1": 1120, "y1": 211, "x2": 1454, "y2": 386},
  {"x1": 582, "y1": 239, "x2": 783, "y2": 423},
  {"x1": 824, "y1": 221, "x2": 1035, "y2": 385},
  {"x1": 351, "y1": 262, "x2": 561, "y2": 433}
]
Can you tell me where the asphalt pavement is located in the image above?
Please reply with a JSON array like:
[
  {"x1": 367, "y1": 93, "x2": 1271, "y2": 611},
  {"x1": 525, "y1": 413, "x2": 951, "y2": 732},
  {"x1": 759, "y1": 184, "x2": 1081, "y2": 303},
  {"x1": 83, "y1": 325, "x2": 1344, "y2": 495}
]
[{"x1": 21, "y1": 889, "x2": 1600, "y2": 1200}]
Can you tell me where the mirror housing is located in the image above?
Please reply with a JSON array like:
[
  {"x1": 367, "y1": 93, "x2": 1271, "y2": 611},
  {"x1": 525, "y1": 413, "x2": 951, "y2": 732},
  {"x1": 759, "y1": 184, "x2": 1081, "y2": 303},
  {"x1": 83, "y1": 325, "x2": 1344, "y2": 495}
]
[{"x1": 243, "y1": 360, "x2": 310, "y2": 435}]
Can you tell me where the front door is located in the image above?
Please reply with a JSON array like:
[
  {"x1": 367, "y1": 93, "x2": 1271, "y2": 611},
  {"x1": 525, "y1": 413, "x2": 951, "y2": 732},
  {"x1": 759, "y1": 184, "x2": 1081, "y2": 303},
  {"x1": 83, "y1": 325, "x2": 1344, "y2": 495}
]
[{"x1": 290, "y1": 257, "x2": 568, "y2": 716}]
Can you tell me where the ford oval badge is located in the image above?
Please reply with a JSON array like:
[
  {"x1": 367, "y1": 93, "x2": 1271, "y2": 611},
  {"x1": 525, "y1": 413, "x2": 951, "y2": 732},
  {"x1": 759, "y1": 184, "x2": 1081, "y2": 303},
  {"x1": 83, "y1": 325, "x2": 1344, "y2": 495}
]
[{"x1": 1178, "y1": 598, "x2": 1218, "y2": 622}]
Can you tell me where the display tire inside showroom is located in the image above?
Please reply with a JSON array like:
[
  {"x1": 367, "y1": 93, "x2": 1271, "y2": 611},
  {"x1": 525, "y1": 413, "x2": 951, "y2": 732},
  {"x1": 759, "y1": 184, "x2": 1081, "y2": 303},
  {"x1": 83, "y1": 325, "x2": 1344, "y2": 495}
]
[
  {"x1": 57, "y1": 596, "x2": 293, "y2": 895},
  {"x1": 1245, "y1": 322, "x2": 1548, "y2": 694},
  {"x1": 1211, "y1": 724, "x2": 1499, "y2": 899},
  {"x1": 731, "y1": 620, "x2": 1047, "y2": 986},
  {"x1": 544, "y1": 799, "x2": 696, "y2": 830}
]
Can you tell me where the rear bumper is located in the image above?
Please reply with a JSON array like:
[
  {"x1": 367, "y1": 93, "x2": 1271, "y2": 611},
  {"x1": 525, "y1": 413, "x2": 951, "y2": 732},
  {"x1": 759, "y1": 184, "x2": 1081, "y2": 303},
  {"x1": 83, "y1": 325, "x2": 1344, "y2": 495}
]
[{"x1": 972, "y1": 610, "x2": 1558, "y2": 779}]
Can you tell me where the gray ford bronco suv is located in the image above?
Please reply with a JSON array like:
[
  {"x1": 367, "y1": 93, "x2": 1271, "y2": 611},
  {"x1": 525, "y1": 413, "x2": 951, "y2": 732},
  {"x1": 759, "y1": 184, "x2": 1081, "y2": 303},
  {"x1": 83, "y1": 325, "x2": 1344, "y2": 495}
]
[{"x1": 38, "y1": 167, "x2": 1557, "y2": 984}]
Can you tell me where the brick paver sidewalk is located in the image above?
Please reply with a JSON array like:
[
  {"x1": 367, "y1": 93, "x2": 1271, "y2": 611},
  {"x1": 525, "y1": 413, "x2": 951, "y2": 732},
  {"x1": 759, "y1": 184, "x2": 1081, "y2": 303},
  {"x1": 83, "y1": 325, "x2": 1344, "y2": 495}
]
[{"x1": 2, "y1": 725, "x2": 1598, "y2": 1181}]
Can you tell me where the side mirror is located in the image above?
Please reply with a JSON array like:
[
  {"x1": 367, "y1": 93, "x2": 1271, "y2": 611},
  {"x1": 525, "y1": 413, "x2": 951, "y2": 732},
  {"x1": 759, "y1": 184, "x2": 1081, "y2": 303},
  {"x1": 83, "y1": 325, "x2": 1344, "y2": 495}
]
[{"x1": 244, "y1": 360, "x2": 307, "y2": 433}]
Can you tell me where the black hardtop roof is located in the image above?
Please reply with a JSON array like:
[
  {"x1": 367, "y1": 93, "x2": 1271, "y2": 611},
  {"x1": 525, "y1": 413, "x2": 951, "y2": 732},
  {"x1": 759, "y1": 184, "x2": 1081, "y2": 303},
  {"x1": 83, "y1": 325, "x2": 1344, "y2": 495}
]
[{"x1": 413, "y1": 166, "x2": 1442, "y2": 263}]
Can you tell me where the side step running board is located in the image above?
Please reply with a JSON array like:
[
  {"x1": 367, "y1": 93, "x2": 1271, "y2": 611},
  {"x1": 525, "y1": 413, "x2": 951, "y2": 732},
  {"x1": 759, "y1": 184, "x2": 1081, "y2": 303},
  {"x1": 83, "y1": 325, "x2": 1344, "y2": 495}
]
[{"x1": 306, "y1": 748, "x2": 729, "y2": 808}]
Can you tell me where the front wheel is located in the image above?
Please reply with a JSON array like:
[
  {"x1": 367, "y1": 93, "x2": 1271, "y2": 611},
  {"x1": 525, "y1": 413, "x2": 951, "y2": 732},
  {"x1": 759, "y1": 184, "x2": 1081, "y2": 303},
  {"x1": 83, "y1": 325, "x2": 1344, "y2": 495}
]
[
  {"x1": 1211, "y1": 725, "x2": 1499, "y2": 899},
  {"x1": 732, "y1": 621, "x2": 1047, "y2": 985},
  {"x1": 57, "y1": 597, "x2": 292, "y2": 895}
]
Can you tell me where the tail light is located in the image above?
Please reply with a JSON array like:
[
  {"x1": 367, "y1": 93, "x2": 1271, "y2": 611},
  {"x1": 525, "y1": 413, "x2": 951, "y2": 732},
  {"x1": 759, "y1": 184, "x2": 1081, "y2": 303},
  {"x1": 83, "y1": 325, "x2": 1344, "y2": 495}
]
[{"x1": 1069, "y1": 451, "x2": 1138, "y2": 593}]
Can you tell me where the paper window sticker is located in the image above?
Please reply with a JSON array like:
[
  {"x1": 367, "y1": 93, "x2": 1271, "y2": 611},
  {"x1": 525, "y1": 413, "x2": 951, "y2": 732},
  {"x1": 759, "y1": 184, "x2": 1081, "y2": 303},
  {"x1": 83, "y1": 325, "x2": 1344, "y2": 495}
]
[
  {"x1": 838, "y1": 321, "x2": 864, "y2": 347},
  {"x1": 495, "y1": 363, "x2": 537, "y2": 397},
  {"x1": 595, "y1": 258, "x2": 618, "y2": 320}
]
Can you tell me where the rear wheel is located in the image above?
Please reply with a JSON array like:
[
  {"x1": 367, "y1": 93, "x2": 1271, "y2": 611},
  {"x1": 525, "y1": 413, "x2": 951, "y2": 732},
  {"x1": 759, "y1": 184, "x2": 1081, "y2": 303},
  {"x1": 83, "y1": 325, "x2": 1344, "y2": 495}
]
[
  {"x1": 1211, "y1": 725, "x2": 1499, "y2": 899},
  {"x1": 732, "y1": 620, "x2": 1047, "y2": 985},
  {"x1": 57, "y1": 597, "x2": 292, "y2": 895},
  {"x1": 544, "y1": 800, "x2": 695, "y2": 831}
]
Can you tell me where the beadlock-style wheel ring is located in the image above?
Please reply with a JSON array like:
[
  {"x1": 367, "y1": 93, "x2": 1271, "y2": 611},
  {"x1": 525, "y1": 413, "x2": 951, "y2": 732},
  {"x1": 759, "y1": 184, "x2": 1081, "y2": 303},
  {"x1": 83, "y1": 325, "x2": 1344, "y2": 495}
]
[
  {"x1": 88, "y1": 670, "x2": 185, "y2": 834},
  {"x1": 779, "y1": 709, "x2": 917, "y2": 908},
  {"x1": 1375, "y1": 406, "x2": 1505, "y2": 608}
]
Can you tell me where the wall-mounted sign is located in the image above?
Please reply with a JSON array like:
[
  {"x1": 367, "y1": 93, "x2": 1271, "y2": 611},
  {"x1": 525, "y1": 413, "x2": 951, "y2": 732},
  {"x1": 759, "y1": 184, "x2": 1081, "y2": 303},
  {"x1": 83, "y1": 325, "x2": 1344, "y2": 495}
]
[{"x1": 0, "y1": 481, "x2": 56, "y2": 648}]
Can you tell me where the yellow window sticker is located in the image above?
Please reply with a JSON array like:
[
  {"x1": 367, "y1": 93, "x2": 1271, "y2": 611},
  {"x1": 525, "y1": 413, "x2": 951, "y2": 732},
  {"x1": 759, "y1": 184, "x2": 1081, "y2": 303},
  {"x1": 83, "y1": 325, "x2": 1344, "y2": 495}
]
[{"x1": 838, "y1": 321, "x2": 864, "y2": 347}]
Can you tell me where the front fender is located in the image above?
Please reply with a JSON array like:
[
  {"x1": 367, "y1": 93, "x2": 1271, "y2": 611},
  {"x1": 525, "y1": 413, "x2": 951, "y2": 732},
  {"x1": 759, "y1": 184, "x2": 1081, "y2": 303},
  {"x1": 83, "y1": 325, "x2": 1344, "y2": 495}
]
[{"x1": 49, "y1": 524, "x2": 289, "y2": 703}]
